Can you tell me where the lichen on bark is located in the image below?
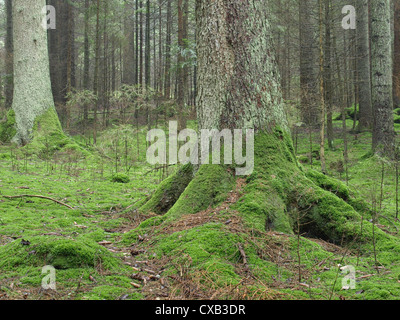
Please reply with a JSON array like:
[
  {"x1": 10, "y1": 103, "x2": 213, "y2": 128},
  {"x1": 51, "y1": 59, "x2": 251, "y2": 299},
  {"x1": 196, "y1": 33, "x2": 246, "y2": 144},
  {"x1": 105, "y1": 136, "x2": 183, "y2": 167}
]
[{"x1": 11, "y1": 0, "x2": 63, "y2": 147}]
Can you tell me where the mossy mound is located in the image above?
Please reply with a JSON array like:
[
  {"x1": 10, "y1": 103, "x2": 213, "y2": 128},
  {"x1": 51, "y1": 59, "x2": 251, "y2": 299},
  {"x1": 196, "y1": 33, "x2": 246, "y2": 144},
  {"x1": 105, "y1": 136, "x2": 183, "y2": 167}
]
[
  {"x1": 0, "y1": 236, "x2": 120, "y2": 270},
  {"x1": 334, "y1": 107, "x2": 357, "y2": 121},
  {"x1": 28, "y1": 108, "x2": 89, "y2": 157},
  {"x1": 0, "y1": 107, "x2": 89, "y2": 157},
  {"x1": 111, "y1": 173, "x2": 130, "y2": 184}
]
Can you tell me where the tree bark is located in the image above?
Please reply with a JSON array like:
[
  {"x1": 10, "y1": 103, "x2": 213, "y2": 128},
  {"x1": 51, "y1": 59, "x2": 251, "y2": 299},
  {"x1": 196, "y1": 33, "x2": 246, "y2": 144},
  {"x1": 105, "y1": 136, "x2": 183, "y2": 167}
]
[
  {"x1": 11, "y1": 0, "x2": 62, "y2": 145},
  {"x1": 299, "y1": 0, "x2": 319, "y2": 127},
  {"x1": 4, "y1": 0, "x2": 13, "y2": 110},
  {"x1": 371, "y1": 0, "x2": 395, "y2": 155},
  {"x1": 164, "y1": 0, "x2": 172, "y2": 99},
  {"x1": 196, "y1": 0, "x2": 287, "y2": 131},
  {"x1": 356, "y1": 0, "x2": 373, "y2": 130},
  {"x1": 177, "y1": 0, "x2": 189, "y2": 130},
  {"x1": 394, "y1": 0, "x2": 400, "y2": 108}
]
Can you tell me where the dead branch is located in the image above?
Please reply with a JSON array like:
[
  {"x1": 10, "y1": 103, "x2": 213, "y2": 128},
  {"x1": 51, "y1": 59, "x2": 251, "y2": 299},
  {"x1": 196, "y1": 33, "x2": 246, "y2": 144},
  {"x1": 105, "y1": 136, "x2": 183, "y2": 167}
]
[{"x1": 3, "y1": 194, "x2": 74, "y2": 210}]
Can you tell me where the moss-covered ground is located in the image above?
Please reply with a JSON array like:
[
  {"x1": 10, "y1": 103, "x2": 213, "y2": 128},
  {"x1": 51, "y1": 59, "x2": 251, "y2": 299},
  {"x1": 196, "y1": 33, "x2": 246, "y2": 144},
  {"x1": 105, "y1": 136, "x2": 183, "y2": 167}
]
[{"x1": 1, "y1": 116, "x2": 400, "y2": 300}]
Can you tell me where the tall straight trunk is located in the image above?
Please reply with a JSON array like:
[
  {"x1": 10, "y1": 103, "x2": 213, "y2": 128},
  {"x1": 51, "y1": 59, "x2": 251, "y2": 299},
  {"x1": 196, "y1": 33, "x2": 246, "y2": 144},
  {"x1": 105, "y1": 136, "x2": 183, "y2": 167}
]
[
  {"x1": 164, "y1": 0, "x2": 172, "y2": 99},
  {"x1": 145, "y1": 0, "x2": 151, "y2": 128},
  {"x1": 145, "y1": 0, "x2": 151, "y2": 87},
  {"x1": 394, "y1": 0, "x2": 400, "y2": 108},
  {"x1": 4, "y1": 0, "x2": 13, "y2": 110},
  {"x1": 153, "y1": 3, "x2": 157, "y2": 90},
  {"x1": 66, "y1": 1, "x2": 75, "y2": 130},
  {"x1": 139, "y1": 0, "x2": 144, "y2": 87},
  {"x1": 158, "y1": 0, "x2": 163, "y2": 94},
  {"x1": 111, "y1": 39, "x2": 116, "y2": 92},
  {"x1": 299, "y1": 0, "x2": 319, "y2": 127},
  {"x1": 83, "y1": 0, "x2": 90, "y2": 91},
  {"x1": 103, "y1": 1, "x2": 109, "y2": 127},
  {"x1": 177, "y1": 0, "x2": 189, "y2": 130},
  {"x1": 48, "y1": 0, "x2": 65, "y2": 105},
  {"x1": 356, "y1": 0, "x2": 373, "y2": 130},
  {"x1": 135, "y1": 0, "x2": 139, "y2": 85},
  {"x1": 122, "y1": 0, "x2": 135, "y2": 85},
  {"x1": 11, "y1": 0, "x2": 62, "y2": 145},
  {"x1": 371, "y1": 0, "x2": 395, "y2": 155},
  {"x1": 93, "y1": 0, "x2": 101, "y2": 144},
  {"x1": 325, "y1": 0, "x2": 334, "y2": 150},
  {"x1": 318, "y1": 0, "x2": 326, "y2": 173},
  {"x1": 83, "y1": 0, "x2": 90, "y2": 129}
]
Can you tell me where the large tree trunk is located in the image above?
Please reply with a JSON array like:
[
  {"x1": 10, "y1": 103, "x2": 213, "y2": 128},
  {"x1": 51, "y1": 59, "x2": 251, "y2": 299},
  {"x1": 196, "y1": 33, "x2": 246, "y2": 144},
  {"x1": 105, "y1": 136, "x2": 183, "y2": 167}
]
[
  {"x1": 196, "y1": 0, "x2": 287, "y2": 132},
  {"x1": 11, "y1": 0, "x2": 63, "y2": 146},
  {"x1": 139, "y1": 0, "x2": 374, "y2": 244},
  {"x1": 356, "y1": 0, "x2": 373, "y2": 131},
  {"x1": 371, "y1": 0, "x2": 395, "y2": 155}
]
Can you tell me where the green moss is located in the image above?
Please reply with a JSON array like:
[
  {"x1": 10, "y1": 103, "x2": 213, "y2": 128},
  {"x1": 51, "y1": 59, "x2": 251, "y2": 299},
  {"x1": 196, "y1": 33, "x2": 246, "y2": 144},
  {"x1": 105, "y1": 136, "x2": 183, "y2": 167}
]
[
  {"x1": 80, "y1": 285, "x2": 143, "y2": 300},
  {"x1": 111, "y1": 173, "x2": 130, "y2": 184},
  {"x1": 0, "y1": 109, "x2": 16, "y2": 143},
  {"x1": 305, "y1": 169, "x2": 349, "y2": 200},
  {"x1": 140, "y1": 164, "x2": 194, "y2": 214},
  {"x1": 155, "y1": 223, "x2": 242, "y2": 286},
  {"x1": 26, "y1": 107, "x2": 89, "y2": 157},
  {"x1": 0, "y1": 236, "x2": 120, "y2": 270},
  {"x1": 162, "y1": 164, "x2": 234, "y2": 222}
]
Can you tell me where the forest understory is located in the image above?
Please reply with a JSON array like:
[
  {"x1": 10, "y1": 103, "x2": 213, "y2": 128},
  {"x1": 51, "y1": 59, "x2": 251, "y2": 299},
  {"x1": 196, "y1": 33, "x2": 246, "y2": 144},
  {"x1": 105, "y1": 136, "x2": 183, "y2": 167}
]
[{"x1": 1, "y1": 112, "x2": 400, "y2": 301}]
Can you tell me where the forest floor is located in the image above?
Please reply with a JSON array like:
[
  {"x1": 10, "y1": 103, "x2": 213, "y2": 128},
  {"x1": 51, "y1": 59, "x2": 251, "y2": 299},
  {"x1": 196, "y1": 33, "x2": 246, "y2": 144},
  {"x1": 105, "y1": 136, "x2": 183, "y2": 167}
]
[{"x1": 0, "y1": 115, "x2": 400, "y2": 300}]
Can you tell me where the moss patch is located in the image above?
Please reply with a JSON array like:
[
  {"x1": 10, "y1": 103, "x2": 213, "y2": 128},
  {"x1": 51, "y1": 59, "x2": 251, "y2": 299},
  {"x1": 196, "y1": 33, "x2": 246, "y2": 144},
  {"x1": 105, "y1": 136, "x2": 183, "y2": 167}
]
[{"x1": 0, "y1": 109, "x2": 16, "y2": 143}]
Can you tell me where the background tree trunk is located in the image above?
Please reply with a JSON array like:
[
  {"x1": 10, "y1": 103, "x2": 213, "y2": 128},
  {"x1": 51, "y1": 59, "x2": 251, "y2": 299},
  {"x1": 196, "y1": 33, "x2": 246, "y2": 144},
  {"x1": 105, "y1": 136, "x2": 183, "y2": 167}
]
[
  {"x1": 394, "y1": 0, "x2": 400, "y2": 108},
  {"x1": 356, "y1": 0, "x2": 373, "y2": 130},
  {"x1": 4, "y1": 0, "x2": 13, "y2": 110},
  {"x1": 299, "y1": 0, "x2": 319, "y2": 127},
  {"x1": 177, "y1": 0, "x2": 189, "y2": 130},
  {"x1": 371, "y1": 0, "x2": 395, "y2": 155}
]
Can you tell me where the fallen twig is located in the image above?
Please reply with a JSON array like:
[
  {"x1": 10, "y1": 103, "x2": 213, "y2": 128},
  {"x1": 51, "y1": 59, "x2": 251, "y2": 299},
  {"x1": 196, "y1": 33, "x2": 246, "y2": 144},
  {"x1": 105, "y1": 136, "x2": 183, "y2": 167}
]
[
  {"x1": 237, "y1": 243, "x2": 248, "y2": 268},
  {"x1": 3, "y1": 194, "x2": 74, "y2": 210}
]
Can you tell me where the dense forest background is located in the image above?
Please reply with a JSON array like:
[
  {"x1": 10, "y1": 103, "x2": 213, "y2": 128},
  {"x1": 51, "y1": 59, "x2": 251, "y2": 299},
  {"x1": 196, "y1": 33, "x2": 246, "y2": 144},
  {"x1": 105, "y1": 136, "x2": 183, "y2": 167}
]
[{"x1": 0, "y1": 0, "x2": 398, "y2": 146}]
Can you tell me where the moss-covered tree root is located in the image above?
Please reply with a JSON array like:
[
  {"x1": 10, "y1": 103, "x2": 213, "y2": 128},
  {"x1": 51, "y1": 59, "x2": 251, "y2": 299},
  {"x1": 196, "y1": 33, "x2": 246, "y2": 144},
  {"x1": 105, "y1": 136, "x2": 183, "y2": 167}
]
[{"x1": 137, "y1": 128, "x2": 400, "y2": 252}]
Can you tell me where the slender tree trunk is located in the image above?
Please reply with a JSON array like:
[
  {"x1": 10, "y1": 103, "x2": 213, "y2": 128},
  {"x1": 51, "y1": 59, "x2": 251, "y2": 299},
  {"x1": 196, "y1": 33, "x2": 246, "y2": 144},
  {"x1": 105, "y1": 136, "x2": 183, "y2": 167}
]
[
  {"x1": 158, "y1": 0, "x2": 163, "y2": 94},
  {"x1": 122, "y1": 0, "x2": 135, "y2": 85},
  {"x1": 4, "y1": 0, "x2": 13, "y2": 110},
  {"x1": 139, "y1": 0, "x2": 143, "y2": 87},
  {"x1": 93, "y1": 0, "x2": 101, "y2": 144},
  {"x1": 145, "y1": 0, "x2": 151, "y2": 87},
  {"x1": 357, "y1": 0, "x2": 373, "y2": 130},
  {"x1": 318, "y1": 0, "x2": 326, "y2": 173},
  {"x1": 177, "y1": 0, "x2": 189, "y2": 130},
  {"x1": 299, "y1": 0, "x2": 319, "y2": 127},
  {"x1": 11, "y1": 0, "x2": 62, "y2": 145},
  {"x1": 394, "y1": 0, "x2": 400, "y2": 108},
  {"x1": 65, "y1": 1, "x2": 75, "y2": 131},
  {"x1": 371, "y1": 0, "x2": 395, "y2": 155},
  {"x1": 135, "y1": 0, "x2": 139, "y2": 85},
  {"x1": 325, "y1": 0, "x2": 334, "y2": 150},
  {"x1": 164, "y1": 0, "x2": 172, "y2": 99}
]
